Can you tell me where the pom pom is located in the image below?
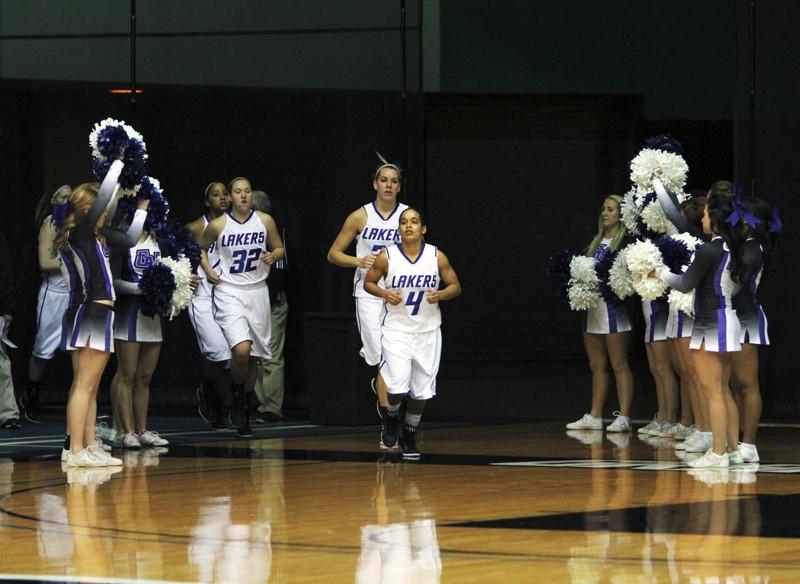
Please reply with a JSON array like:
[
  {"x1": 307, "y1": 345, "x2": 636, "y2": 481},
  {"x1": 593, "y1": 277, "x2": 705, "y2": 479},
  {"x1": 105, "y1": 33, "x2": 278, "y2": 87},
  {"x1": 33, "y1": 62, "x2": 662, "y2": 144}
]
[
  {"x1": 626, "y1": 240, "x2": 668, "y2": 300},
  {"x1": 620, "y1": 188, "x2": 640, "y2": 236},
  {"x1": 138, "y1": 177, "x2": 170, "y2": 234},
  {"x1": 594, "y1": 246, "x2": 620, "y2": 303},
  {"x1": 633, "y1": 191, "x2": 661, "y2": 241},
  {"x1": 161, "y1": 218, "x2": 202, "y2": 272},
  {"x1": 609, "y1": 246, "x2": 635, "y2": 299},
  {"x1": 138, "y1": 263, "x2": 176, "y2": 318},
  {"x1": 668, "y1": 289, "x2": 695, "y2": 316},
  {"x1": 159, "y1": 255, "x2": 194, "y2": 319},
  {"x1": 654, "y1": 236, "x2": 692, "y2": 273},
  {"x1": 630, "y1": 148, "x2": 688, "y2": 192},
  {"x1": 567, "y1": 255, "x2": 601, "y2": 311},
  {"x1": 640, "y1": 197, "x2": 674, "y2": 235},
  {"x1": 89, "y1": 118, "x2": 148, "y2": 190},
  {"x1": 545, "y1": 249, "x2": 574, "y2": 299}
]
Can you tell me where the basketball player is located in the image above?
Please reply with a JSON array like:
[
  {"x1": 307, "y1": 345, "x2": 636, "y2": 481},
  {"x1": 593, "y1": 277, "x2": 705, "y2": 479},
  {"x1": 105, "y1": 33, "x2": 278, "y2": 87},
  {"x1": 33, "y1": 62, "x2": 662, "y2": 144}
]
[
  {"x1": 200, "y1": 177, "x2": 284, "y2": 437},
  {"x1": 187, "y1": 182, "x2": 231, "y2": 429},
  {"x1": 364, "y1": 207, "x2": 461, "y2": 458},
  {"x1": 327, "y1": 156, "x2": 408, "y2": 420}
]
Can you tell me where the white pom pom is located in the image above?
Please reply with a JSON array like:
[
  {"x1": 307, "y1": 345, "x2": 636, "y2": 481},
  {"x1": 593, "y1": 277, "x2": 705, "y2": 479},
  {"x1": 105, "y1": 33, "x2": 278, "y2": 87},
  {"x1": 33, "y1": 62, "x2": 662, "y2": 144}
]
[
  {"x1": 670, "y1": 232, "x2": 702, "y2": 252},
  {"x1": 626, "y1": 240, "x2": 668, "y2": 300},
  {"x1": 609, "y1": 247, "x2": 635, "y2": 299},
  {"x1": 158, "y1": 255, "x2": 193, "y2": 319},
  {"x1": 620, "y1": 188, "x2": 640, "y2": 236},
  {"x1": 630, "y1": 148, "x2": 689, "y2": 191},
  {"x1": 567, "y1": 255, "x2": 600, "y2": 311},
  {"x1": 641, "y1": 200, "x2": 672, "y2": 234},
  {"x1": 668, "y1": 289, "x2": 695, "y2": 316}
]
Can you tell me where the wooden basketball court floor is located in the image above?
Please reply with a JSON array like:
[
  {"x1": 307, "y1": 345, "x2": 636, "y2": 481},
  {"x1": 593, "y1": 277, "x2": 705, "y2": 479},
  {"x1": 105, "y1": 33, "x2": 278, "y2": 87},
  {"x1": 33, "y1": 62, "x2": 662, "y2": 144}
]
[{"x1": 2, "y1": 420, "x2": 800, "y2": 583}]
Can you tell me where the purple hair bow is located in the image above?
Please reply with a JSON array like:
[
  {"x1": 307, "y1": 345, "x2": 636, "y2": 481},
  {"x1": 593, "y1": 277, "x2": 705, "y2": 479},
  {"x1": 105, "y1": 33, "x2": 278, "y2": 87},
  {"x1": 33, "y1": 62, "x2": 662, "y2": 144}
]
[
  {"x1": 769, "y1": 206, "x2": 782, "y2": 233},
  {"x1": 725, "y1": 187, "x2": 760, "y2": 229},
  {"x1": 51, "y1": 201, "x2": 72, "y2": 228}
]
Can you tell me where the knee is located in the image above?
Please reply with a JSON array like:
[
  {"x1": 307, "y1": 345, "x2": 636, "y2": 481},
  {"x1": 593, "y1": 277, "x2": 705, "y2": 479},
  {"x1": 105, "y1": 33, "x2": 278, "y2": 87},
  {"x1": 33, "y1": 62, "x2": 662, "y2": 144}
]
[
  {"x1": 136, "y1": 371, "x2": 154, "y2": 388},
  {"x1": 587, "y1": 358, "x2": 609, "y2": 375},
  {"x1": 609, "y1": 358, "x2": 630, "y2": 377}
]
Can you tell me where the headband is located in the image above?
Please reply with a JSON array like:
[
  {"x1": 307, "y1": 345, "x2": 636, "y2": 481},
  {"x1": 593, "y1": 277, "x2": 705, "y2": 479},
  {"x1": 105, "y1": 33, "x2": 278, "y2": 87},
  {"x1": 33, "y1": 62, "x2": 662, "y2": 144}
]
[{"x1": 374, "y1": 151, "x2": 401, "y2": 179}]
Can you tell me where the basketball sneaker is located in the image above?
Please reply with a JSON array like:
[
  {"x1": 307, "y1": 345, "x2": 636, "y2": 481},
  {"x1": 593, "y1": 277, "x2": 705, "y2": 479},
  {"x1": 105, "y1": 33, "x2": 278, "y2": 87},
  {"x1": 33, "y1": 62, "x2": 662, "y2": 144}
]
[
  {"x1": 565, "y1": 413, "x2": 602, "y2": 431},
  {"x1": 738, "y1": 442, "x2": 760, "y2": 463},
  {"x1": 228, "y1": 387, "x2": 246, "y2": 429},
  {"x1": 399, "y1": 425, "x2": 421, "y2": 460},
  {"x1": 380, "y1": 413, "x2": 400, "y2": 449}
]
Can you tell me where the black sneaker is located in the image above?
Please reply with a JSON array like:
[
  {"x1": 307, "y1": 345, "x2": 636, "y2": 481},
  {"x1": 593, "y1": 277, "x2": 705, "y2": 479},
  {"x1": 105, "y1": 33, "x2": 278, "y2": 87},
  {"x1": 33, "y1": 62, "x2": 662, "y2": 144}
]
[
  {"x1": 197, "y1": 384, "x2": 215, "y2": 423},
  {"x1": 18, "y1": 390, "x2": 41, "y2": 424},
  {"x1": 211, "y1": 413, "x2": 227, "y2": 431},
  {"x1": 399, "y1": 425, "x2": 421, "y2": 460},
  {"x1": 236, "y1": 421, "x2": 253, "y2": 438},
  {"x1": 253, "y1": 412, "x2": 283, "y2": 424},
  {"x1": 228, "y1": 388, "x2": 246, "y2": 428},
  {"x1": 380, "y1": 413, "x2": 400, "y2": 449},
  {"x1": 1, "y1": 418, "x2": 21, "y2": 430}
]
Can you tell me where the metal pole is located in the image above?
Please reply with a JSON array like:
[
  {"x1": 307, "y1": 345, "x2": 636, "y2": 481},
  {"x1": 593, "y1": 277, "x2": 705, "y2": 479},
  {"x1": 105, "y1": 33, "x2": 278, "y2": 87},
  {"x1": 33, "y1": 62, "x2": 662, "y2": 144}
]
[
  {"x1": 400, "y1": 0, "x2": 407, "y2": 98},
  {"x1": 130, "y1": 0, "x2": 137, "y2": 104}
]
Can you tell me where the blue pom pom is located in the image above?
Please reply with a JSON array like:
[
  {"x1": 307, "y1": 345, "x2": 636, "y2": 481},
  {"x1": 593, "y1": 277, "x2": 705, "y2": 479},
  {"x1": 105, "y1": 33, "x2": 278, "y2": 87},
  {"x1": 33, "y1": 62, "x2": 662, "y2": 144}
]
[
  {"x1": 144, "y1": 192, "x2": 170, "y2": 234},
  {"x1": 96, "y1": 125, "x2": 129, "y2": 160},
  {"x1": 635, "y1": 192, "x2": 661, "y2": 241},
  {"x1": 138, "y1": 263, "x2": 176, "y2": 317},
  {"x1": 654, "y1": 236, "x2": 691, "y2": 273},
  {"x1": 161, "y1": 218, "x2": 201, "y2": 272},
  {"x1": 645, "y1": 134, "x2": 685, "y2": 156},
  {"x1": 594, "y1": 246, "x2": 619, "y2": 303},
  {"x1": 545, "y1": 249, "x2": 574, "y2": 299}
]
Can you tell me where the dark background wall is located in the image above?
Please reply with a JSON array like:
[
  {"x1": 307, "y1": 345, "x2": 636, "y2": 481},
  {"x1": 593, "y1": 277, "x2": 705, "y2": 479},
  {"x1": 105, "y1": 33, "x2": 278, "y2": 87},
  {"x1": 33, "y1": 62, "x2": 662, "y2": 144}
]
[{"x1": 1, "y1": 1, "x2": 796, "y2": 420}]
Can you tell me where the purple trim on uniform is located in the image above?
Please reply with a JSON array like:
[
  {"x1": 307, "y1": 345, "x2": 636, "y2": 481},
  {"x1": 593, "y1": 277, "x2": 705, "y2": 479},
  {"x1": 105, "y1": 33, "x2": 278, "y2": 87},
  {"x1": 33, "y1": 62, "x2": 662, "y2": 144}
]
[
  {"x1": 95, "y1": 240, "x2": 114, "y2": 300},
  {"x1": 71, "y1": 304, "x2": 86, "y2": 347},
  {"x1": 371, "y1": 201, "x2": 402, "y2": 222},
  {"x1": 398, "y1": 242, "x2": 426, "y2": 265},
  {"x1": 713, "y1": 250, "x2": 729, "y2": 310},
  {"x1": 128, "y1": 301, "x2": 138, "y2": 341},
  {"x1": 757, "y1": 306, "x2": 767, "y2": 343},
  {"x1": 71, "y1": 244, "x2": 91, "y2": 299},
  {"x1": 718, "y1": 309, "x2": 728, "y2": 352},
  {"x1": 60, "y1": 308, "x2": 72, "y2": 350},
  {"x1": 226, "y1": 210, "x2": 254, "y2": 225},
  {"x1": 648, "y1": 300, "x2": 658, "y2": 342},
  {"x1": 61, "y1": 252, "x2": 82, "y2": 307},
  {"x1": 104, "y1": 306, "x2": 113, "y2": 352},
  {"x1": 607, "y1": 303, "x2": 618, "y2": 334},
  {"x1": 677, "y1": 311, "x2": 684, "y2": 338}
]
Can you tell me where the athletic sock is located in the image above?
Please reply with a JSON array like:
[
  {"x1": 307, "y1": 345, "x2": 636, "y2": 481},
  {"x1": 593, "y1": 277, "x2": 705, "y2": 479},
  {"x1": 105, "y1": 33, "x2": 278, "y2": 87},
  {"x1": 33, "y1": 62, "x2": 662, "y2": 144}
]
[
  {"x1": 63, "y1": 435, "x2": 70, "y2": 450},
  {"x1": 386, "y1": 403, "x2": 401, "y2": 418},
  {"x1": 404, "y1": 413, "x2": 422, "y2": 429}
]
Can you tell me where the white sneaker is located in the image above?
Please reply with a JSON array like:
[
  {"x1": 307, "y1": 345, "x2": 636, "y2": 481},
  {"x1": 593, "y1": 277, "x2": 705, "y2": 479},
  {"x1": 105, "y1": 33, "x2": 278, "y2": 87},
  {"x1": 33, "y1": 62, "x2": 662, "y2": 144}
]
[
  {"x1": 61, "y1": 448, "x2": 69, "y2": 462},
  {"x1": 95, "y1": 421, "x2": 118, "y2": 444},
  {"x1": 606, "y1": 412, "x2": 631, "y2": 433},
  {"x1": 121, "y1": 432, "x2": 141, "y2": 449},
  {"x1": 64, "y1": 448, "x2": 106, "y2": 468},
  {"x1": 87, "y1": 446, "x2": 123, "y2": 466},
  {"x1": 95, "y1": 437, "x2": 112, "y2": 452},
  {"x1": 687, "y1": 449, "x2": 729, "y2": 468},
  {"x1": 565, "y1": 430, "x2": 603, "y2": 445},
  {"x1": 565, "y1": 413, "x2": 602, "y2": 430},
  {"x1": 739, "y1": 442, "x2": 760, "y2": 463},
  {"x1": 684, "y1": 432, "x2": 713, "y2": 453},
  {"x1": 728, "y1": 449, "x2": 744, "y2": 465},
  {"x1": 138, "y1": 430, "x2": 169, "y2": 446},
  {"x1": 674, "y1": 428, "x2": 697, "y2": 450},
  {"x1": 655, "y1": 421, "x2": 676, "y2": 437},
  {"x1": 637, "y1": 417, "x2": 659, "y2": 435}
]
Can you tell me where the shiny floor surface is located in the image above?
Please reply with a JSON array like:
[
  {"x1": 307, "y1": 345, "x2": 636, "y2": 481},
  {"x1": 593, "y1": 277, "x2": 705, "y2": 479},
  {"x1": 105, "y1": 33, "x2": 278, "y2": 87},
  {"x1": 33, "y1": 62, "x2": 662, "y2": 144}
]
[{"x1": 2, "y1": 420, "x2": 800, "y2": 583}]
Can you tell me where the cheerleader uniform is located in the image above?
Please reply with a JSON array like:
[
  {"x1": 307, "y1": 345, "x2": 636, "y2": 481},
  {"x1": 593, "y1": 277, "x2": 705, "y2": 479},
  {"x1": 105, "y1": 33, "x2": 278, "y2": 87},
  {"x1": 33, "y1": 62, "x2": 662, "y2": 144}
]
[
  {"x1": 188, "y1": 215, "x2": 231, "y2": 362},
  {"x1": 582, "y1": 239, "x2": 631, "y2": 334},
  {"x1": 734, "y1": 239, "x2": 769, "y2": 345},
  {"x1": 379, "y1": 243, "x2": 442, "y2": 400},
  {"x1": 642, "y1": 298, "x2": 669, "y2": 343},
  {"x1": 661, "y1": 237, "x2": 741, "y2": 352},
  {"x1": 665, "y1": 306, "x2": 694, "y2": 339},
  {"x1": 113, "y1": 234, "x2": 162, "y2": 342},
  {"x1": 353, "y1": 201, "x2": 408, "y2": 366},
  {"x1": 213, "y1": 210, "x2": 271, "y2": 360}
]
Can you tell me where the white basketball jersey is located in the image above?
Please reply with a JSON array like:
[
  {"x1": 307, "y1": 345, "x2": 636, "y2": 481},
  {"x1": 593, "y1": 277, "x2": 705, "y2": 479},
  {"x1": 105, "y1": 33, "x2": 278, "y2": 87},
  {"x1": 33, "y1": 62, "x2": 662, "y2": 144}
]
[
  {"x1": 41, "y1": 216, "x2": 69, "y2": 293},
  {"x1": 353, "y1": 201, "x2": 408, "y2": 297},
  {"x1": 124, "y1": 234, "x2": 161, "y2": 282},
  {"x1": 382, "y1": 243, "x2": 442, "y2": 333},
  {"x1": 198, "y1": 215, "x2": 222, "y2": 297},
  {"x1": 216, "y1": 210, "x2": 269, "y2": 286}
]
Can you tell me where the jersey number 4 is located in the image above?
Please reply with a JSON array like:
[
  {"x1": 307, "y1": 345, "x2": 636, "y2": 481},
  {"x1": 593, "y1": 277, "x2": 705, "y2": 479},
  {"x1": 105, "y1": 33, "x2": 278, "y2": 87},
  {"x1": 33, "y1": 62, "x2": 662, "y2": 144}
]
[
  {"x1": 405, "y1": 290, "x2": 424, "y2": 315},
  {"x1": 230, "y1": 249, "x2": 261, "y2": 273}
]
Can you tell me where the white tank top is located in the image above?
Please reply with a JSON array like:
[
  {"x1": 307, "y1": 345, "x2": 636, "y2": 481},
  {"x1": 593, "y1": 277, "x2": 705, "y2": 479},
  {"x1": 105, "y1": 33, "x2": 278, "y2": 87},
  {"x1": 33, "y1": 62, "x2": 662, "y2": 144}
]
[
  {"x1": 123, "y1": 234, "x2": 161, "y2": 282},
  {"x1": 41, "y1": 216, "x2": 69, "y2": 293},
  {"x1": 216, "y1": 210, "x2": 269, "y2": 287},
  {"x1": 197, "y1": 215, "x2": 222, "y2": 297},
  {"x1": 353, "y1": 201, "x2": 408, "y2": 297},
  {"x1": 382, "y1": 243, "x2": 442, "y2": 333}
]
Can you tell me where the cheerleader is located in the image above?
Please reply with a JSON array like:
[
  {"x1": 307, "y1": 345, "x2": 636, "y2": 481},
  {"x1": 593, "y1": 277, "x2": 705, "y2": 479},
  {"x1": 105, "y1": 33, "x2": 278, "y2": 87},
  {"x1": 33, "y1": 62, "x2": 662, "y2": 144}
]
[
  {"x1": 21, "y1": 187, "x2": 73, "y2": 423},
  {"x1": 55, "y1": 161, "x2": 148, "y2": 467},
  {"x1": 730, "y1": 197, "x2": 778, "y2": 463},
  {"x1": 566, "y1": 195, "x2": 635, "y2": 432},
  {"x1": 200, "y1": 177, "x2": 284, "y2": 437},
  {"x1": 656, "y1": 190, "x2": 745, "y2": 468},
  {"x1": 108, "y1": 226, "x2": 168, "y2": 449},
  {"x1": 327, "y1": 156, "x2": 408, "y2": 420},
  {"x1": 364, "y1": 207, "x2": 461, "y2": 458}
]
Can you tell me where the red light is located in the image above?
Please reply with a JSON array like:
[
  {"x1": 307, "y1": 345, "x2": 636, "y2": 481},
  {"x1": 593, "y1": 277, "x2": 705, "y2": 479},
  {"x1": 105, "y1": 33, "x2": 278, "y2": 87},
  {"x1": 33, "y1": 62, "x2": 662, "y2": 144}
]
[{"x1": 109, "y1": 89, "x2": 144, "y2": 94}]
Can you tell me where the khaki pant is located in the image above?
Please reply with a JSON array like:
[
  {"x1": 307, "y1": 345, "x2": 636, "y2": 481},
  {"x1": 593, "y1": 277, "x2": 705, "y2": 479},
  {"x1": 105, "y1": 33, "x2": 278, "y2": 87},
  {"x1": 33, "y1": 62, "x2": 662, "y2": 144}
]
[
  {"x1": 254, "y1": 292, "x2": 288, "y2": 415},
  {"x1": 0, "y1": 344, "x2": 19, "y2": 423}
]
